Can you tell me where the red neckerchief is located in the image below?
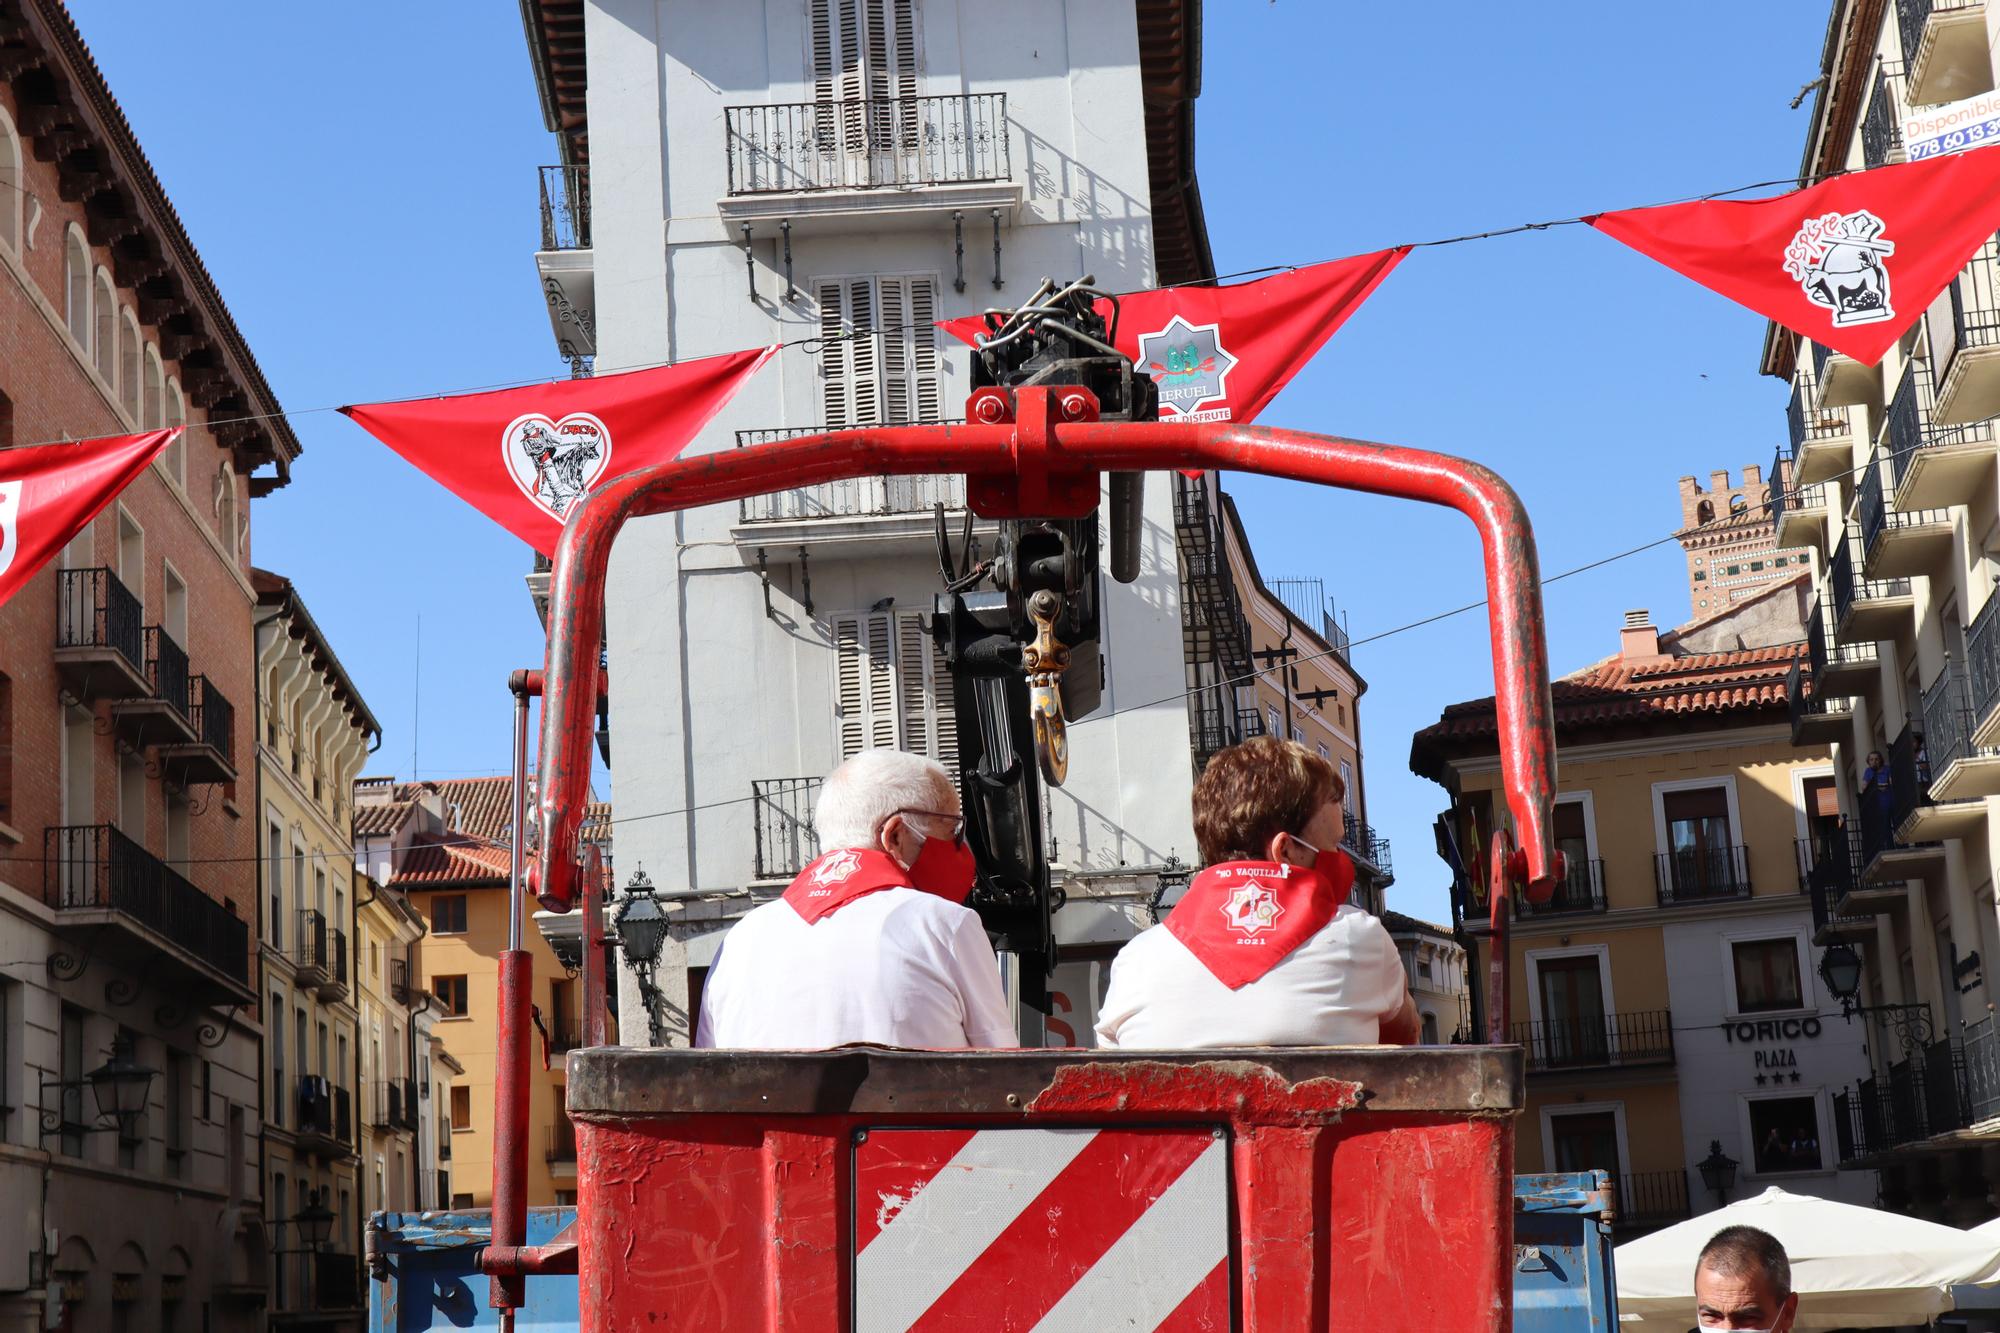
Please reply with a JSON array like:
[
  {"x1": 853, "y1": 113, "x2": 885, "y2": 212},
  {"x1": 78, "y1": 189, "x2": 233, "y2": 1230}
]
[
  {"x1": 782, "y1": 847, "x2": 917, "y2": 924},
  {"x1": 1164, "y1": 852, "x2": 1355, "y2": 989}
]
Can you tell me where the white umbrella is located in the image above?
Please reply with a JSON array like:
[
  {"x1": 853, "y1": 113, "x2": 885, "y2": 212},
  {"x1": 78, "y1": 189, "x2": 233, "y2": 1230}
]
[{"x1": 1615, "y1": 1185, "x2": 2000, "y2": 1330}]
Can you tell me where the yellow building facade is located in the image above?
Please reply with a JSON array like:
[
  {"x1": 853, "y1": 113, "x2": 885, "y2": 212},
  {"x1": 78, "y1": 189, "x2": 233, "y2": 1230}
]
[
  {"x1": 1413, "y1": 612, "x2": 1874, "y2": 1234},
  {"x1": 252, "y1": 571, "x2": 380, "y2": 1324}
]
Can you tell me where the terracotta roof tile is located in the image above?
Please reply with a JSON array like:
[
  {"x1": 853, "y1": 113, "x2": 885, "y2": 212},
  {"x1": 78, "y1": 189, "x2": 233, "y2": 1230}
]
[
  {"x1": 388, "y1": 836, "x2": 512, "y2": 888},
  {"x1": 353, "y1": 800, "x2": 415, "y2": 838}
]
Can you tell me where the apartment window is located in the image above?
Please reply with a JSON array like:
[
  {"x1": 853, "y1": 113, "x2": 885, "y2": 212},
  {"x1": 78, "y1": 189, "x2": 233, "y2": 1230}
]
[
  {"x1": 1420, "y1": 1013, "x2": 1439, "y2": 1045},
  {"x1": 142, "y1": 349, "x2": 164, "y2": 430},
  {"x1": 1417, "y1": 954, "x2": 1434, "y2": 981},
  {"x1": 451, "y1": 1192, "x2": 475, "y2": 1209},
  {"x1": 815, "y1": 275, "x2": 941, "y2": 428},
  {"x1": 116, "y1": 1026, "x2": 141, "y2": 1169},
  {"x1": 1533, "y1": 953, "x2": 1608, "y2": 1066},
  {"x1": 314, "y1": 866, "x2": 327, "y2": 914},
  {"x1": 92, "y1": 270, "x2": 114, "y2": 381},
  {"x1": 1316, "y1": 743, "x2": 1330, "y2": 762},
  {"x1": 1749, "y1": 1096, "x2": 1822, "y2": 1173},
  {"x1": 435, "y1": 975, "x2": 469, "y2": 1018},
  {"x1": 65, "y1": 229, "x2": 90, "y2": 343},
  {"x1": 1693, "y1": 570, "x2": 1706, "y2": 581},
  {"x1": 164, "y1": 381, "x2": 186, "y2": 487},
  {"x1": 432, "y1": 894, "x2": 468, "y2": 934},
  {"x1": 554, "y1": 1190, "x2": 577, "y2": 1207},
  {"x1": 118, "y1": 311, "x2": 140, "y2": 419},
  {"x1": 292, "y1": 846, "x2": 306, "y2": 923},
  {"x1": 59, "y1": 1005, "x2": 84, "y2": 1156},
  {"x1": 270, "y1": 991, "x2": 285, "y2": 1129},
  {"x1": 164, "y1": 1051, "x2": 189, "y2": 1179},
  {"x1": 1267, "y1": 706, "x2": 1281, "y2": 740},
  {"x1": 272, "y1": 1175, "x2": 288, "y2": 1306},
  {"x1": 268, "y1": 821, "x2": 285, "y2": 948},
  {"x1": 450, "y1": 1085, "x2": 472, "y2": 1131},
  {"x1": 1548, "y1": 1108, "x2": 1622, "y2": 1176},
  {"x1": 1659, "y1": 782, "x2": 1739, "y2": 898},
  {"x1": 296, "y1": 1009, "x2": 308, "y2": 1079},
  {"x1": 1732, "y1": 938, "x2": 1804, "y2": 1013},
  {"x1": 1290, "y1": 726, "x2": 1306, "y2": 744},
  {"x1": 831, "y1": 610, "x2": 957, "y2": 772},
  {"x1": 116, "y1": 749, "x2": 145, "y2": 839}
]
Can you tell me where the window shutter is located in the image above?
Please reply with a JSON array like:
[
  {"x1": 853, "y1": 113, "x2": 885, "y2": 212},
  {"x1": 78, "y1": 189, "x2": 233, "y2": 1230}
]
[
  {"x1": 878, "y1": 277, "x2": 913, "y2": 426},
  {"x1": 834, "y1": 613, "x2": 898, "y2": 760},
  {"x1": 895, "y1": 611, "x2": 959, "y2": 776},
  {"x1": 847, "y1": 278, "x2": 880, "y2": 424},
  {"x1": 908, "y1": 278, "x2": 941, "y2": 422},
  {"x1": 818, "y1": 280, "x2": 853, "y2": 428}
]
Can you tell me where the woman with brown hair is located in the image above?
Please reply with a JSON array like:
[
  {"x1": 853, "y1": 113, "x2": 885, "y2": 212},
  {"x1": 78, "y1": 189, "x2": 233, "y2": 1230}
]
[{"x1": 1094, "y1": 736, "x2": 1419, "y2": 1048}]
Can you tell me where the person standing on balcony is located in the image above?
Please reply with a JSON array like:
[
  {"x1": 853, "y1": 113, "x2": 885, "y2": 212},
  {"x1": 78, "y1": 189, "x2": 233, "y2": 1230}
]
[
  {"x1": 694, "y1": 749, "x2": 1017, "y2": 1050},
  {"x1": 1093, "y1": 737, "x2": 1419, "y2": 1048},
  {"x1": 1860, "y1": 749, "x2": 1894, "y2": 853}
]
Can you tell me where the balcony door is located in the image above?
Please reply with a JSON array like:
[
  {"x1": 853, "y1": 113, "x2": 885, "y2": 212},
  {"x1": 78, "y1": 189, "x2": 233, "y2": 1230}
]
[
  {"x1": 1537, "y1": 955, "x2": 1608, "y2": 1067},
  {"x1": 1553, "y1": 799, "x2": 1591, "y2": 908},
  {"x1": 1663, "y1": 784, "x2": 1735, "y2": 898},
  {"x1": 810, "y1": 0, "x2": 919, "y2": 184},
  {"x1": 1548, "y1": 1109, "x2": 1622, "y2": 1176}
]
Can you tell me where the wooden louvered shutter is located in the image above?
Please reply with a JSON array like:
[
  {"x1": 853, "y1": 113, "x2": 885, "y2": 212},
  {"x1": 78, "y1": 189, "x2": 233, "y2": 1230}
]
[
  {"x1": 847, "y1": 278, "x2": 881, "y2": 425},
  {"x1": 834, "y1": 613, "x2": 898, "y2": 759},
  {"x1": 908, "y1": 277, "x2": 941, "y2": 422},
  {"x1": 818, "y1": 280, "x2": 853, "y2": 428},
  {"x1": 895, "y1": 611, "x2": 959, "y2": 777},
  {"x1": 810, "y1": 0, "x2": 839, "y2": 182},
  {"x1": 878, "y1": 278, "x2": 914, "y2": 427}
]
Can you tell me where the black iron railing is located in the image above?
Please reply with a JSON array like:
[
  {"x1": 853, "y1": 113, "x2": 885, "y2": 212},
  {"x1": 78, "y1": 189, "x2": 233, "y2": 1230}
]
[
  {"x1": 724, "y1": 93, "x2": 1009, "y2": 195},
  {"x1": 1970, "y1": 587, "x2": 2000, "y2": 726},
  {"x1": 549, "y1": 1013, "x2": 584, "y2": 1053},
  {"x1": 1965, "y1": 1015, "x2": 2000, "y2": 1122},
  {"x1": 1830, "y1": 532, "x2": 1912, "y2": 630},
  {"x1": 1884, "y1": 719, "x2": 1936, "y2": 854},
  {"x1": 1787, "y1": 370, "x2": 1854, "y2": 456},
  {"x1": 1807, "y1": 596, "x2": 1878, "y2": 682},
  {"x1": 1787, "y1": 659, "x2": 1850, "y2": 734},
  {"x1": 42, "y1": 824, "x2": 248, "y2": 985},
  {"x1": 1512, "y1": 1008, "x2": 1675, "y2": 1071},
  {"x1": 1837, "y1": 1038, "x2": 1975, "y2": 1161},
  {"x1": 1898, "y1": 0, "x2": 1984, "y2": 79},
  {"x1": 1269, "y1": 575, "x2": 1352, "y2": 657},
  {"x1": 329, "y1": 928, "x2": 347, "y2": 988},
  {"x1": 399, "y1": 1076, "x2": 420, "y2": 1131},
  {"x1": 296, "y1": 908, "x2": 328, "y2": 973},
  {"x1": 373, "y1": 1080, "x2": 401, "y2": 1130},
  {"x1": 1863, "y1": 63, "x2": 1906, "y2": 168},
  {"x1": 55, "y1": 566, "x2": 142, "y2": 666},
  {"x1": 734, "y1": 425, "x2": 965, "y2": 522},
  {"x1": 1801, "y1": 833, "x2": 1872, "y2": 936},
  {"x1": 1950, "y1": 231, "x2": 2000, "y2": 370},
  {"x1": 1190, "y1": 688, "x2": 1259, "y2": 761},
  {"x1": 313, "y1": 1252, "x2": 362, "y2": 1311},
  {"x1": 1616, "y1": 1170, "x2": 1692, "y2": 1229},
  {"x1": 547, "y1": 1120, "x2": 578, "y2": 1164},
  {"x1": 1922, "y1": 657, "x2": 1994, "y2": 778},
  {"x1": 538, "y1": 164, "x2": 590, "y2": 250},
  {"x1": 753, "y1": 777, "x2": 821, "y2": 880},
  {"x1": 1341, "y1": 815, "x2": 1393, "y2": 880},
  {"x1": 186, "y1": 674, "x2": 234, "y2": 758},
  {"x1": 1887, "y1": 359, "x2": 1996, "y2": 494},
  {"x1": 1813, "y1": 337, "x2": 1833, "y2": 386},
  {"x1": 142, "y1": 626, "x2": 191, "y2": 720},
  {"x1": 389, "y1": 954, "x2": 412, "y2": 1005},
  {"x1": 1518, "y1": 857, "x2": 1606, "y2": 917},
  {"x1": 1654, "y1": 845, "x2": 1752, "y2": 905}
]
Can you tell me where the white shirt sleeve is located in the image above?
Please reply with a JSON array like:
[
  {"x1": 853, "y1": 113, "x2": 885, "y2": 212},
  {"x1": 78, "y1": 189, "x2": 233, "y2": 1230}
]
[
  {"x1": 1092, "y1": 949, "x2": 1137, "y2": 1049},
  {"x1": 943, "y1": 910, "x2": 1019, "y2": 1048},
  {"x1": 1346, "y1": 913, "x2": 1412, "y2": 1026},
  {"x1": 692, "y1": 940, "x2": 725, "y2": 1048}
]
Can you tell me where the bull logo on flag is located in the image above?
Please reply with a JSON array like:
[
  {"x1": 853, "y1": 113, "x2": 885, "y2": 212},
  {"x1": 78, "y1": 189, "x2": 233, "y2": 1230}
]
[
  {"x1": 1136, "y1": 315, "x2": 1238, "y2": 420},
  {"x1": 1221, "y1": 882, "x2": 1284, "y2": 938},
  {"x1": 503, "y1": 412, "x2": 611, "y2": 519},
  {"x1": 0, "y1": 481, "x2": 19, "y2": 580},
  {"x1": 1783, "y1": 209, "x2": 1897, "y2": 327}
]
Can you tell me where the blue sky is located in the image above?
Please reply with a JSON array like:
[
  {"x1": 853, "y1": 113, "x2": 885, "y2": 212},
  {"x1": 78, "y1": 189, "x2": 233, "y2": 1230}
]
[{"x1": 68, "y1": 2, "x2": 1827, "y2": 925}]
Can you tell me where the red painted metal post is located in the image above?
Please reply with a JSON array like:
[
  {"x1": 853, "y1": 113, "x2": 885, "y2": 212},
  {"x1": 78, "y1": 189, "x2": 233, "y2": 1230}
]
[
  {"x1": 580, "y1": 843, "x2": 607, "y2": 1046},
  {"x1": 488, "y1": 676, "x2": 535, "y2": 1317}
]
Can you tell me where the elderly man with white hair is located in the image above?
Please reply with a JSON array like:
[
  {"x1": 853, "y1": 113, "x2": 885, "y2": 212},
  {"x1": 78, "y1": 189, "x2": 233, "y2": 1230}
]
[{"x1": 694, "y1": 749, "x2": 1018, "y2": 1049}]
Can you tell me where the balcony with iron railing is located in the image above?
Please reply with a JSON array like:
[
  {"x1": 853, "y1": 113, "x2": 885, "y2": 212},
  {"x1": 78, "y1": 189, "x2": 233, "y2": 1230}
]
[
  {"x1": 723, "y1": 92, "x2": 1010, "y2": 199},
  {"x1": 533, "y1": 163, "x2": 595, "y2": 365},
  {"x1": 1189, "y1": 688, "x2": 1261, "y2": 768},
  {"x1": 160, "y1": 673, "x2": 235, "y2": 784},
  {"x1": 1896, "y1": 0, "x2": 1992, "y2": 108},
  {"x1": 1886, "y1": 352, "x2": 1997, "y2": 510},
  {"x1": 1811, "y1": 332, "x2": 1877, "y2": 409},
  {"x1": 1788, "y1": 658, "x2": 1856, "y2": 746},
  {"x1": 1517, "y1": 856, "x2": 1606, "y2": 917},
  {"x1": 1614, "y1": 1170, "x2": 1692, "y2": 1233},
  {"x1": 1788, "y1": 369, "x2": 1859, "y2": 483},
  {"x1": 1512, "y1": 1008, "x2": 1675, "y2": 1073},
  {"x1": 295, "y1": 1078, "x2": 353, "y2": 1158},
  {"x1": 1806, "y1": 596, "x2": 1880, "y2": 696},
  {"x1": 1964, "y1": 1015, "x2": 2000, "y2": 1124},
  {"x1": 294, "y1": 908, "x2": 330, "y2": 988},
  {"x1": 538, "y1": 163, "x2": 589, "y2": 251},
  {"x1": 1859, "y1": 719, "x2": 1944, "y2": 876},
  {"x1": 1174, "y1": 475, "x2": 1256, "y2": 681},
  {"x1": 1770, "y1": 446, "x2": 1832, "y2": 550},
  {"x1": 1919, "y1": 657, "x2": 2000, "y2": 809},
  {"x1": 400, "y1": 1076, "x2": 420, "y2": 1130},
  {"x1": 1972, "y1": 587, "x2": 2000, "y2": 748},
  {"x1": 1930, "y1": 230, "x2": 2000, "y2": 434},
  {"x1": 1269, "y1": 576, "x2": 1352, "y2": 658},
  {"x1": 1653, "y1": 844, "x2": 1752, "y2": 906},
  {"x1": 52, "y1": 566, "x2": 148, "y2": 700},
  {"x1": 1861, "y1": 448, "x2": 1952, "y2": 582},
  {"x1": 42, "y1": 823, "x2": 250, "y2": 1002},
  {"x1": 1800, "y1": 835, "x2": 1874, "y2": 944},
  {"x1": 1835, "y1": 1036, "x2": 1975, "y2": 1163},
  {"x1": 1862, "y1": 62, "x2": 1908, "y2": 169},
  {"x1": 547, "y1": 1119, "x2": 578, "y2": 1167},
  {"x1": 1341, "y1": 815, "x2": 1394, "y2": 885},
  {"x1": 372, "y1": 1080, "x2": 403, "y2": 1132},
  {"x1": 753, "y1": 777, "x2": 822, "y2": 881},
  {"x1": 112, "y1": 625, "x2": 196, "y2": 747},
  {"x1": 1829, "y1": 531, "x2": 1915, "y2": 643}
]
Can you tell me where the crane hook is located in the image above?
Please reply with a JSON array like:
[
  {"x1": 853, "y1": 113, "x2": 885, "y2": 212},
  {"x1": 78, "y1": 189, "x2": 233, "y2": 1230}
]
[{"x1": 1023, "y1": 589, "x2": 1071, "y2": 787}]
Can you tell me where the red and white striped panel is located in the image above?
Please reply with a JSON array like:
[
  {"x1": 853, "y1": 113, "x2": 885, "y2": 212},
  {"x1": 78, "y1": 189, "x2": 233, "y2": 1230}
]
[{"x1": 853, "y1": 1126, "x2": 1231, "y2": 1332}]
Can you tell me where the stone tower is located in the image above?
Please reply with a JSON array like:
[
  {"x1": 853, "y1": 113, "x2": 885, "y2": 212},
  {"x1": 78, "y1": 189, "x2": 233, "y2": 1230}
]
[{"x1": 1675, "y1": 464, "x2": 1807, "y2": 620}]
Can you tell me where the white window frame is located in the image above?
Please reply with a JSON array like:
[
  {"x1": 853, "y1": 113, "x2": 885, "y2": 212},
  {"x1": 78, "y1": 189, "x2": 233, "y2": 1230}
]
[
  {"x1": 1718, "y1": 922, "x2": 1815, "y2": 1021},
  {"x1": 812, "y1": 271, "x2": 943, "y2": 430},
  {"x1": 1524, "y1": 943, "x2": 1619, "y2": 1060},
  {"x1": 1538, "y1": 1099, "x2": 1631, "y2": 1180},
  {"x1": 1553, "y1": 790, "x2": 1600, "y2": 866},
  {"x1": 1649, "y1": 775, "x2": 1743, "y2": 855},
  {"x1": 1736, "y1": 1086, "x2": 1834, "y2": 1181},
  {"x1": 1788, "y1": 763, "x2": 1837, "y2": 841}
]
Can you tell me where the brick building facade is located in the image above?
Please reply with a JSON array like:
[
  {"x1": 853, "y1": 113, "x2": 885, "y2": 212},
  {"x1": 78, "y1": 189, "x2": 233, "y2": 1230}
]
[
  {"x1": 0, "y1": 4, "x2": 298, "y2": 1329},
  {"x1": 1675, "y1": 464, "x2": 1813, "y2": 619}
]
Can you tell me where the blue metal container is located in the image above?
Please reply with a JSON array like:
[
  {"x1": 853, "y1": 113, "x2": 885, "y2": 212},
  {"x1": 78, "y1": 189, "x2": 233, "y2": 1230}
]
[
  {"x1": 1512, "y1": 1172, "x2": 1619, "y2": 1333},
  {"x1": 367, "y1": 1208, "x2": 578, "y2": 1333}
]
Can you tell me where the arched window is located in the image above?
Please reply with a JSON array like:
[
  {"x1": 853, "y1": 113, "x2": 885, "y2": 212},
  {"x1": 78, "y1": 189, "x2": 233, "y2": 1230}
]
[
  {"x1": 215, "y1": 462, "x2": 239, "y2": 562},
  {"x1": 0, "y1": 107, "x2": 21, "y2": 253},
  {"x1": 64, "y1": 229, "x2": 89, "y2": 343},
  {"x1": 1696, "y1": 499, "x2": 1715, "y2": 525},
  {"x1": 91, "y1": 269, "x2": 114, "y2": 382},
  {"x1": 1729, "y1": 493, "x2": 1748, "y2": 515},
  {"x1": 119, "y1": 311, "x2": 140, "y2": 419},
  {"x1": 164, "y1": 379, "x2": 186, "y2": 487},
  {"x1": 142, "y1": 347, "x2": 164, "y2": 429}
]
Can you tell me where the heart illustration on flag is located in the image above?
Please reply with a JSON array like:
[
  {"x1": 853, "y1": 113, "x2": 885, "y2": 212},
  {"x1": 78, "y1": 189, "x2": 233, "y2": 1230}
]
[{"x1": 501, "y1": 412, "x2": 612, "y2": 520}]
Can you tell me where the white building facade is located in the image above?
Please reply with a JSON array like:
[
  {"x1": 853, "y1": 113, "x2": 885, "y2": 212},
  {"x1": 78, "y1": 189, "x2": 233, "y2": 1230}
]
[{"x1": 521, "y1": 0, "x2": 1226, "y2": 1045}]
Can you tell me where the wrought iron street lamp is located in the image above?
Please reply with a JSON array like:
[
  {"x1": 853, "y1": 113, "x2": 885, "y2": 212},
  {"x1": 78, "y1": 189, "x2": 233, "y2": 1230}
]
[
  {"x1": 1697, "y1": 1140, "x2": 1738, "y2": 1208},
  {"x1": 39, "y1": 1036, "x2": 158, "y2": 1143},
  {"x1": 614, "y1": 867, "x2": 671, "y2": 1046},
  {"x1": 294, "y1": 1189, "x2": 336, "y2": 1251},
  {"x1": 1818, "y1": 942, "x2": 1934, "y2": 1052}
]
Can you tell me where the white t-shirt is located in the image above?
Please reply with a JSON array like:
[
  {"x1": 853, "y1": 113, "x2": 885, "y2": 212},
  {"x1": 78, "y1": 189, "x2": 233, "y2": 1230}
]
[
  {"x1": 1093, "y1": 903, "x2": 1408, "y2": 1048},
  {"x1": 694, "y1": 887, "x2": 1019, "y2": 1049}
]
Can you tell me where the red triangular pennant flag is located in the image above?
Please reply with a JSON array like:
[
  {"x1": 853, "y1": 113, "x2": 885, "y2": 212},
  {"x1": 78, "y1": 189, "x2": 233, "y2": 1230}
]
[
  {"x1": 1590, "y1": 148, "x2": 2000, "y2": 365},
  {"x1": 341, "y1": 347, "x2": 777, "y2": 555},
  {"x1": 0, "y1": 429, "x2": 179, "y2": 609},
  {"x1": 942, "y1": 250, "x2": 1406, "y2": 427}
]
